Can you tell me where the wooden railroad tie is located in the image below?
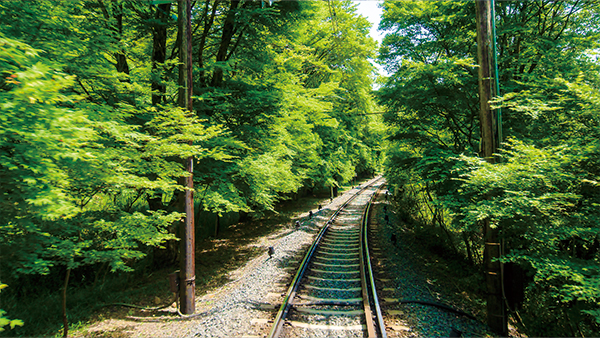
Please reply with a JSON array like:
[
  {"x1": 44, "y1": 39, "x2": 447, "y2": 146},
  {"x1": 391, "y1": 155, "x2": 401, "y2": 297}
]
[{"x1": 287, "y1": 321, "x2": 366, "y2": 331}]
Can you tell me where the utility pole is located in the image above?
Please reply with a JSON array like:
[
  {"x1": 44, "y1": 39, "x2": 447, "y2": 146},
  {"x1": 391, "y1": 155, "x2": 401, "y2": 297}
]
[
  {"x1": 475, "y1": 0, "x2": 506, "y2": 335},
  {"x1": 178, "y1": 0, "x2": 195, "y2": 315},
  {"x1": 476, "y1": 0, "x2": 497, "y2": 162}
]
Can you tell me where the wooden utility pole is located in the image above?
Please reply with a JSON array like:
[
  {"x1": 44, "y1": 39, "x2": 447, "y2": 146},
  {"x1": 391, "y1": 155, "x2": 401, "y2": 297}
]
[
  {"x1": 178, "y1": 0, "x2": 195, "y2": 315},
  {"x1": 476, "y1": 0, "x2": 497, "y2": 162},
  {"x1": 475, "y1": 0, "x2": 506, "y2": 335}
]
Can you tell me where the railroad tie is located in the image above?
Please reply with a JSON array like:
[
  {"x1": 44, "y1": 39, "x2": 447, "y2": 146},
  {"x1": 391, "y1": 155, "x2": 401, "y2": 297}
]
[
  {"x1": 287, "y1": 321, "x2": 366, "y2": 331},
  {"x1": 293, "y1": 307, "x2": 363, "y2": 316}
]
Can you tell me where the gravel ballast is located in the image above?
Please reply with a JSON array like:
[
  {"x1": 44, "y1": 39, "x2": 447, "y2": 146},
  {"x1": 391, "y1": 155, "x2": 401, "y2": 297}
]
[
  {"x1": 369, "y1": 187, "x2": 497, "y2": 338},
  {"x1": 191, "y1": 181, "x2": 379, "y2": 338},
  {"x1": 81, "y1": 177, "x2": 506, "y2": 338}
]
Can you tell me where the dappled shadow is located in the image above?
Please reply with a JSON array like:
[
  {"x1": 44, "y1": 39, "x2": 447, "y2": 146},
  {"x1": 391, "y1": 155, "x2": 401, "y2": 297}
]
[
  {"x1": 84, "y1": 325, "x2": 138, "y2": 338},
  {"x1": 267, "y1": 228, "x2": 295, "y2": 241},
  {"x1": 192, "y1": 194, "x2": 339, "y2": 296},
  {"x1": 47, "y1": 189, "x2": 353, "y2": 338}
]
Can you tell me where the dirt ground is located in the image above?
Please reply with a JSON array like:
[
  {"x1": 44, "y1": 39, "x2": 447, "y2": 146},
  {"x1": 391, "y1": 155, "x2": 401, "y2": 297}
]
[{"x1": 72, "y1": 193, "x2": 336, "y2": 338}]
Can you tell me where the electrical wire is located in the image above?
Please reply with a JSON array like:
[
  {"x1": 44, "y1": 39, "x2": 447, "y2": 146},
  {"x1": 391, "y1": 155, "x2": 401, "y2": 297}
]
[
  {"x1": 96, "y1": 294, "x2": 177, "y2": 311},
  {"x1": 174, "y1": 290, "x2": 203, "y2": 318},
  {"x1": 491, "y1": 0, "x2": 502, "y2": 145},
  {"x1": 98, "y1": 290, "x2": 204, "y2": 319},
  {"x1": 492, "y1": 1, "x2": 508, "y2": 331},
  {"x1": 398, "y1": 299, "x2": 478, "y2": 321}
]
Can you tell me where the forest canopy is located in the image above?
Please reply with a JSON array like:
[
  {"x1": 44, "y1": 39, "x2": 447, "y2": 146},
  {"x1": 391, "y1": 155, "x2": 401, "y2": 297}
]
[
  {"x1": 6, "y1": 0, "x2": 600, "y2": 336},
  {"x1": 378, "y1": 0, "x2": 600, "y2": 336}
]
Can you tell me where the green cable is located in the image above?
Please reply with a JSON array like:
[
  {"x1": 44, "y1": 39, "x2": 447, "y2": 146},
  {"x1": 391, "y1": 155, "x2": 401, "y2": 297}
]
[
  {"x1": 491, "y1": 0, "x2": 502, "y2": 146},
  {"x1": 492, "y1": 3, "x2": 508, "y2": 330}
]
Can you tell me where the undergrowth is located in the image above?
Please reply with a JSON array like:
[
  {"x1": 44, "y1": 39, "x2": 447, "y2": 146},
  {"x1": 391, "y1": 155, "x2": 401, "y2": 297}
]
[{"x1": 1, "y1": 187, "x2": 346, "y2": 337}]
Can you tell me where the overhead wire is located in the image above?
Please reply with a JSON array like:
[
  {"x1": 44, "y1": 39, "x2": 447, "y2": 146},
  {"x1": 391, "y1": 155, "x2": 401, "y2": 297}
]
[
  {"x1": 491, "y1": 0, "x2": 509, "y2": 331},
  {"x1": 491, "y1": 0, "x2": 502, "y2": 145}
]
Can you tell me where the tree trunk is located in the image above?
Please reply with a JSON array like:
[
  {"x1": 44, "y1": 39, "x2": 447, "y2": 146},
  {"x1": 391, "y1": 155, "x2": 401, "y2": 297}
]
[
  {"x1": 148, "y1": 3, "x2": 170, "y2": 223},
  {"x1": 214, "y1": 214, "x2": 220, "y2": 237},
  {"x1": 97, "y1": 0, "x2": 130, "y2": 76},
  {"x1": 198, "y1": 0, "x2": 219, "y2": 88},
  {"x1": 210, "y1": 0, "x2": 241, "y2": 87},
  {"x1": 151, "y1": 3, "x2": 171, "y2": 105},
  {"x1": 462, "y1": 231, "x2": 474, "y2": 264},
  {"x1": 114, "y1": 5, "x2": 130, "y2": 76},
  {"x1": 436, "y1": 209, "x2": 457, "y2": 254},
  {"x1": 62, "y1": 267, "x2": 71, "y2": 338}
]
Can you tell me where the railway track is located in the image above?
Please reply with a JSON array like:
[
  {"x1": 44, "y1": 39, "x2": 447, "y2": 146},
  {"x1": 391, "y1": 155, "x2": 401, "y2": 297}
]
[{"x1": 268, "y1": 177, "x2": 387, "y2": 338}]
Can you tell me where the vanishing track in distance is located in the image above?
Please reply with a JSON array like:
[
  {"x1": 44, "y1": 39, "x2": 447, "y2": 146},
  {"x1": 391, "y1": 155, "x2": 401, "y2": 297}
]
[{"x1": 269, "y1": 177, "x2": 387, "y2": 338}]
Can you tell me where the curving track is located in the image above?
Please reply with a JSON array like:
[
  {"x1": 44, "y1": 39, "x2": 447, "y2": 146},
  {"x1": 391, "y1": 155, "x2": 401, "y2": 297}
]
[{"x1": 268, "y1": 177, "x2": 387, "y2": 338}]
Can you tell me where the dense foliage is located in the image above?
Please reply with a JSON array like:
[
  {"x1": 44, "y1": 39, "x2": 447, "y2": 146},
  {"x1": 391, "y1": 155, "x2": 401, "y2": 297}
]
[
  {"x1": 378, "y1": 0, "x2": 600, "y2": 336},
  {"x1": 0, "y1": 284, "x2": 22, "y2": 333},
  {"x1": 0, "y1": 0, "x2": 381, "y2": 335}
]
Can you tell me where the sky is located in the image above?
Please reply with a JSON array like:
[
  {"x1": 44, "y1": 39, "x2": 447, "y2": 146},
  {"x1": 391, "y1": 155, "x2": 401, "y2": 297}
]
[
  {"x1": 353, "y1": 0, "x2": 387, "y2": 78},
  {"x1": 353, "y1": 0, "x2": 384, "y2": 44}
]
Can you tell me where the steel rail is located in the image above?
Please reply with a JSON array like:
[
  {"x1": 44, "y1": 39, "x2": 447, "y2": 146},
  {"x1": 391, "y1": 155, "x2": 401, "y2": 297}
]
[
  {"x1": 267, "y1": 181, "x2": 372, "y2": 338},
  {"x1": 361, "y1": 183, "x2": 388, "y2": 338},
  {"x1": 268, "y1": 176, "x2": 384, "y2": 338},
  {"x1": 359, "y1": 204, "x2": 377, "y2": 337}
]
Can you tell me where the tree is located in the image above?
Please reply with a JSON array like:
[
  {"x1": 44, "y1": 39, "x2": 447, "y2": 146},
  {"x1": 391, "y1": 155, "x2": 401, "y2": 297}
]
[
  {"x1": 0, "y1": 284, "x2": 23, "y2": 333},
  {"x1": 0, "y1": 1, "x2": 383, "y2": 334},
  {"x1": 192, "y1": 0, "x2": 380, "y2": 213},
  {"x1": 0, "y1": 31, "x2": 226, "y2": 336},
  {"x1": 378, "y1": 0, "x2": 600, "y2": 335}
]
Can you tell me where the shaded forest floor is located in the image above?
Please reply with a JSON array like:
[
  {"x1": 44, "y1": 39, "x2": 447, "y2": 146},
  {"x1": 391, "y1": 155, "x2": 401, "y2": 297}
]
[
  {"x1": 67, "y1": 189, "x2": 343, "y2": 338},
  {"x1": 1, "y1": 186, "x2": 339, "y2": 337},
  {"x1": 370, "y1": 195, "x2": 527, "y2": 338}
]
